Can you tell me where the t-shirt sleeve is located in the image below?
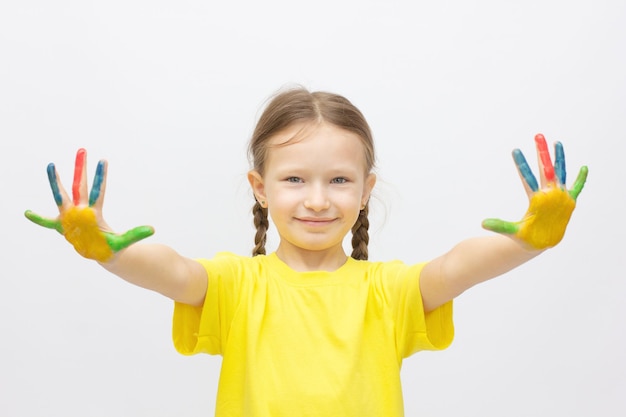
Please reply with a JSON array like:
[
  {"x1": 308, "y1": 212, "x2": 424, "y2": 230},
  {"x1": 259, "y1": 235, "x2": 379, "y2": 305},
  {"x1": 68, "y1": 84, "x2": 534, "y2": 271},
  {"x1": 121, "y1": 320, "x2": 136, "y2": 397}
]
[
  {"x1": 383, "y1": 261, "x2": 454, "y2": 358},
  {"x1": 172, "y1": 253, "x2": 242, "y2": 356}
]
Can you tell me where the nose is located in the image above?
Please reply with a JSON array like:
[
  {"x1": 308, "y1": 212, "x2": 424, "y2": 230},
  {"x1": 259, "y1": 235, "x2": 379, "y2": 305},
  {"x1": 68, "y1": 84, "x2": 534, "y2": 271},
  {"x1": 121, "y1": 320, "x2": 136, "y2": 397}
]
[{"x1": 304, "y1": 183, "x2": 330, "y2": 212}]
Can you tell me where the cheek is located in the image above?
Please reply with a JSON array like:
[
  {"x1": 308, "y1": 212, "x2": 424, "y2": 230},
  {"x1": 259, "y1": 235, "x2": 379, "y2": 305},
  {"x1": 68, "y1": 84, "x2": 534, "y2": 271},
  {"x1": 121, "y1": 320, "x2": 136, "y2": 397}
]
[
  {"x1": 266, "y1": 187, "x2": 300, "y2": 209},
  {"x1": 331, "y1": 189, "x2": 363, "y2": 210}
]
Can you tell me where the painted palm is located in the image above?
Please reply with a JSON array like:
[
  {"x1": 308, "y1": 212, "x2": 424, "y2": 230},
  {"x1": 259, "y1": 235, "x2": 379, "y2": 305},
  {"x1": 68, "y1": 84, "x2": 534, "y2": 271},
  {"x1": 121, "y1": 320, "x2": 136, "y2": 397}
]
[
  {"x1": 25, "y1": 149, "x2": 154, "y2": 262},
  {"x1": 482, "y1": 134, "x2": 588, "y2": 249}
]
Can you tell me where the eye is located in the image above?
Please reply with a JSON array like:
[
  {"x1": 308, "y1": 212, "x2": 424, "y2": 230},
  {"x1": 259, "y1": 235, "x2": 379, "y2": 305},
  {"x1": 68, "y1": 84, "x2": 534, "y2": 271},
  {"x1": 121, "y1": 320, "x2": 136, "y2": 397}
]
[
  {"x1": 331, "y1": 177, "x2": 348, "y2": 184},
  {"x1": 286, "y1": 176, "x2": 303, "y2": 183}
]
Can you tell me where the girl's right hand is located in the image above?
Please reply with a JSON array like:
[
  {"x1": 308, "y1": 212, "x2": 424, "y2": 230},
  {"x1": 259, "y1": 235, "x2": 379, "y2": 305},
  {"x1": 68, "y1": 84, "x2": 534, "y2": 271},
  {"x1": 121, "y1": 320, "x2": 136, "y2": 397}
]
[{"x1": 25, "y1": 148, "x2": 154, "y2": 263}]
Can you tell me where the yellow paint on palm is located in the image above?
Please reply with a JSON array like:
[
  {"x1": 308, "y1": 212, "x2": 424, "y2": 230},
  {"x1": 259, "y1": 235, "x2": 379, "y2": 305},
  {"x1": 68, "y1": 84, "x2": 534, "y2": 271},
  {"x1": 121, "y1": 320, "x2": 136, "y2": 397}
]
[
  {"x1": 61, "y1": 207, "x2": 114, "y2": 262},
  {"x1": 517, "y1": 186, "x2": 576, "y2": 249}
]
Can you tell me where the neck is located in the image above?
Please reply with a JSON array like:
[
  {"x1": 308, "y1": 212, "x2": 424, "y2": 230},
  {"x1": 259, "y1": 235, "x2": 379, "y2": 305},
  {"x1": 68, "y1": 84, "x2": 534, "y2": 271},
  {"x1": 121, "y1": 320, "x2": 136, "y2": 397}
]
[{"x1": 275, "y1": 244, "x2": 348, "y2": 272}]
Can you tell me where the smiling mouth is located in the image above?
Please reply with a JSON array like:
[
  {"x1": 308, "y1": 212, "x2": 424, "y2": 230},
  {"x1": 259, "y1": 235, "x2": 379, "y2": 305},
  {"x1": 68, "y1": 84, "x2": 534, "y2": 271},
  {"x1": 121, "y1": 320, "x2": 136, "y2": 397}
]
[{"x1": 296, "y1": 217, "x2": 336, "y2": 226}]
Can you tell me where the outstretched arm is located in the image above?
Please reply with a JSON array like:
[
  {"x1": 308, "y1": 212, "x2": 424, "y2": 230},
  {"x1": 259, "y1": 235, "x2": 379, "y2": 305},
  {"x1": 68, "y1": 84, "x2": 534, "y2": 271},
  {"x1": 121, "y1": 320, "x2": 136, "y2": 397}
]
[
  {"x1": 420, "y1": 134, "x2": 588, "y2": 313},
  {"x1": 101, "y1": 243, "x2": 207, "y2": 307},
  {"x1": 25, "y1": 149, "x2": 207, "y2": 306}
]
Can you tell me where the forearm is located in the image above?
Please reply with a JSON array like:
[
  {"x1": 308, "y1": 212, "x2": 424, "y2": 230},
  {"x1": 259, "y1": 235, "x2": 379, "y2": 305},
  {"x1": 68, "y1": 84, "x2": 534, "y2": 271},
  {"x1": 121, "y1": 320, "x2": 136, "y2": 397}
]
[
  {"x1": 99, "y1": 243, "x2": 207, "y2": 306},
  {"x1": 421, "y1": 235, "x2": 543, "y2": 312}
]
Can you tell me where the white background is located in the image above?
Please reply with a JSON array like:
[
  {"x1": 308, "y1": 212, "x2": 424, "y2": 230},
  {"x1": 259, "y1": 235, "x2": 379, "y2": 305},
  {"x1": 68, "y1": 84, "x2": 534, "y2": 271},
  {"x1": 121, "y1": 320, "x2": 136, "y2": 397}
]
[{"x1": 1, "y1": 1, "x2": 625, "y2": 416}]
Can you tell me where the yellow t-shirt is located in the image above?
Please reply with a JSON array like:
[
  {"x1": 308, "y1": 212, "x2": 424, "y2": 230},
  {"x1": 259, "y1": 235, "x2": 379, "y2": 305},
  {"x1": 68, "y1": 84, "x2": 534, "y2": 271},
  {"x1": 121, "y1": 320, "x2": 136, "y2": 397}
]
[{"x1": 173, "y1": 252, "x2": 454, "y2": 417}]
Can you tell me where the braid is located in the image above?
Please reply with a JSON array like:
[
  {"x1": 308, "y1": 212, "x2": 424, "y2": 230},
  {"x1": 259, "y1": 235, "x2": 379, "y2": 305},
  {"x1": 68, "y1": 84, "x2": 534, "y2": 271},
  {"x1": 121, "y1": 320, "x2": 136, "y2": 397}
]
[
  {"x1": 252, "y1": 201, "x2": 269, "y2": 256},
  {"x1": 350, "y1": 204, "x2": 370, "y2": 261}
]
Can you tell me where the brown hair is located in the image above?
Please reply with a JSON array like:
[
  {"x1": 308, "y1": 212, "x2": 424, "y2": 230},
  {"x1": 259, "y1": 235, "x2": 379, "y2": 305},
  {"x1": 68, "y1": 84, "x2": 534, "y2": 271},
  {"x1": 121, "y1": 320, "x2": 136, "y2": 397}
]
[{"x1": 248, "y1": 87, "x2": 376, "y2": 260}]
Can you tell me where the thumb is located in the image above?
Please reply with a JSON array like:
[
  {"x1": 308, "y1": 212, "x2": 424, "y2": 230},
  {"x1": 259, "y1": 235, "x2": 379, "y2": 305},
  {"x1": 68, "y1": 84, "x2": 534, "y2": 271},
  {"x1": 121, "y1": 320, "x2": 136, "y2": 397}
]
[{"x1": 482, "y1": 218, "x2": 519, "y2": 235}]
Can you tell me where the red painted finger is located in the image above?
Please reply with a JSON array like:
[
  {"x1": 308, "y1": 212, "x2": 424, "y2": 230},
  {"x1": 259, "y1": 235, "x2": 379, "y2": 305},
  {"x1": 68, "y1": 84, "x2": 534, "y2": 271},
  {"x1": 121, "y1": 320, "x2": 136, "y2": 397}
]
[
  {"x1": 72, "y1": 148, "x2": 87, "y2": 205},
  {"x1": 535, "y1": 134, "x2": 555, "y2": 183}
]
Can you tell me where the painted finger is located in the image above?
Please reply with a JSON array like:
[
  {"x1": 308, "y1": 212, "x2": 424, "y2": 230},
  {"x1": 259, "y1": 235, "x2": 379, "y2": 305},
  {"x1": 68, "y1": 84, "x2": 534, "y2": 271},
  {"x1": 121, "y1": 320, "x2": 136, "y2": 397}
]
[
  {"x1": 569, "y1": 165, "x2": 588, "y2": 201},
  {"x1": 104, "y1": 225, "x2": 155, "y2": 252},
  {"x1": 24, "y1": 210, "x2": 64, "y2": 234},
  {"x1": 47, "y1": 163, "x2": 63, "y2": 206},
  {"x1": 482, "y1": 218, "x2": 520, "y2": 235},
  {"x1": 72, "y1": 148, "x2": 89, "y2": 206},
  {"x1": 554, "y1": 141, "x2": 566, "y2": 186},
  {"x1": 47, "y1": 163, "x2": 71, "y2": 211},
  {"x1": 89, "y1": 159, "x2": 107, "y2": 208},
  {"x1": 535, "y1": 134, "x2": 556, "y2": 186},
  {"x1": 513, "y1": 149, "x2": 539, "y2": 194}
]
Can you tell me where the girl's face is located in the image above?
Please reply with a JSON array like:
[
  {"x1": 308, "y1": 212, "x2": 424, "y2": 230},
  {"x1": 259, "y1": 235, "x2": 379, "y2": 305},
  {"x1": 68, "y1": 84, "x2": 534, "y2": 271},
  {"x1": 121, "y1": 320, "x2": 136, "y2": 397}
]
[{"x1": 248, "y1": 122, "x2": 376, "y2": 269}]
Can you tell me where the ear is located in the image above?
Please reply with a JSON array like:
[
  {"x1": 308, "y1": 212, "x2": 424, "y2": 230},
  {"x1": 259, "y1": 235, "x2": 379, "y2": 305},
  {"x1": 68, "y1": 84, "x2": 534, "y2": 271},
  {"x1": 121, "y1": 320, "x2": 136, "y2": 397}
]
[
  {"x1": 247, "y1": 170, "x2": 266, "y2": 203},
  {"x1": 361, "y1": 173, "x2": 377, "y2": 207}
]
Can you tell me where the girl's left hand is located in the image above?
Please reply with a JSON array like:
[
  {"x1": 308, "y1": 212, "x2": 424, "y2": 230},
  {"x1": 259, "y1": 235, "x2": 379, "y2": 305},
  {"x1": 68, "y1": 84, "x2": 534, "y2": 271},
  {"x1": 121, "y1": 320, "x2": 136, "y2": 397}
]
[{"x1": 482, "y1": 134, "x2": 588, "y2": 250}]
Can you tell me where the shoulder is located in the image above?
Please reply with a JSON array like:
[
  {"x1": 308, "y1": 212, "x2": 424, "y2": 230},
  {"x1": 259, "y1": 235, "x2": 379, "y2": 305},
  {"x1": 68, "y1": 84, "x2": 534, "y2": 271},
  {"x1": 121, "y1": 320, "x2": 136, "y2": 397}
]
[
  {"x1": 349, "y1": 259, "x2": 429, "y2": 298},
  {"x1": 196, "y1": 252, "x2": 270, "y2": 278},
  {"x1": 350, "y1": 258, "x2": 427, "y2": 278}
]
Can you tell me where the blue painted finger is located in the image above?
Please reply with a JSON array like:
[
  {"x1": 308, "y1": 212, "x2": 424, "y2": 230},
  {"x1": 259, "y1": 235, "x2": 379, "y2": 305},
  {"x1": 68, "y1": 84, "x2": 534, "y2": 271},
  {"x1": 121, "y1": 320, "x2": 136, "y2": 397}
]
[
  {"x1": 554, "y1": 141, "x2": 566, "y2": 186},
  {"x1": 47, "y1": 163, "x2": 63, "y2": 206},
  {"x1": 513, "y1": 149, "x2": 539, "y2": 192},
  {"x1": 89, "y1": 160, "x2": 105, "y2": 206}
]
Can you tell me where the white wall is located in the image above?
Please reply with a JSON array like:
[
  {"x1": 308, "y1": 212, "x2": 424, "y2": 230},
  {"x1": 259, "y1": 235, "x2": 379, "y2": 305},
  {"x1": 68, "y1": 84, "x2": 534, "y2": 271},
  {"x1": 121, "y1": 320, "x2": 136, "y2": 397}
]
[{"x1": 1, "y1": 1, "x2": 624, "y2": 416}]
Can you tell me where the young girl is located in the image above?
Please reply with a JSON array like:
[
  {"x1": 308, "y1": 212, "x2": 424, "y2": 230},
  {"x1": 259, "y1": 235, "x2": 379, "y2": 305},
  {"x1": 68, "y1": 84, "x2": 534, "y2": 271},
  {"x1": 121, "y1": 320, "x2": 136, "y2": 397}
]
[{"x1": 25, "y1": 87, "x2": 588, "y2": 417}]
